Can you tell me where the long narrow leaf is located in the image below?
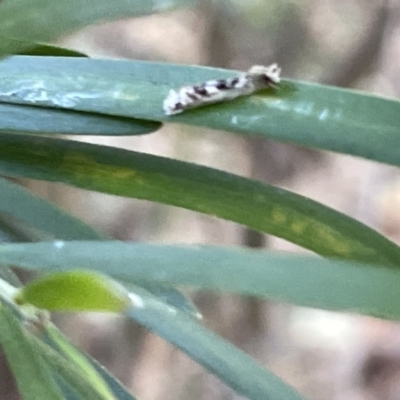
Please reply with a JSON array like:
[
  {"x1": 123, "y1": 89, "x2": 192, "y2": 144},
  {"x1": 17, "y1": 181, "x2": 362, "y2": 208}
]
[
  {"x1": 46, "y1": 325, "x2": 138, "y2": 400},
  {"x1": 0, "y1": 177, "x2": 106, "y2": 240},
  {"x1": 0, "y1": 0, "x2": 196, "y2": 55},
  {"x1": 0, "y1": 103, "x2": 160, "y2": 136},
  {"x1": 0, "y1": 302, "x2": 64, "y2": 400},
  {"x1": 18, "y1": 44, "x2": 87, "y2": 57},
  {"x1": 0, "y1": 37, "x2": 88, "y2": 57},
  {"x1": 0, "y1": 57, "x2": 399, "y2": 165},
  {"x1": 0, "y1": 133, "x2": 399, "y2": 265},
  {"x1": 126, "y1": 286, "x2": 306, "y2": 400},
  {"x1": 27, "y1": 334, "x2": 116, "y2": 400},
  {"x1": 0, "y1": 212, "x2": 48, "y2": 242},
  {"x1": 2, "y1": 242, "x2": 400, "y2": 319}
]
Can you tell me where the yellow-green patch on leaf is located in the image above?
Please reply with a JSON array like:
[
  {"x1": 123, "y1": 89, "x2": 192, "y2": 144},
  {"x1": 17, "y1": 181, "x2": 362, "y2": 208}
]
[{"x1": 15, "y1": 271, "x2": 130, "y2": 312}]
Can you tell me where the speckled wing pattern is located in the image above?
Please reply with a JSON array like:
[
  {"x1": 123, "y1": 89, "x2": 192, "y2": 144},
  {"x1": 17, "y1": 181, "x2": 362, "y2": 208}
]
[{"x1": 163, "y1": 64, "x2": 281, "y2": 115}]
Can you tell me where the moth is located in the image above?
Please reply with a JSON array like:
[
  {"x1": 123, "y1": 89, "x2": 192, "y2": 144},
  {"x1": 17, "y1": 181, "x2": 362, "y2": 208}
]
[{"x1": 163, "y1": 63, "x2": 281, "y2": 115}]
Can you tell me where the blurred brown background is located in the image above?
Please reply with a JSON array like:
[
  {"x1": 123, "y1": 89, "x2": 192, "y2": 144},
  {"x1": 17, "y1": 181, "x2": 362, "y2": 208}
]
[{"x1": 5, "y1": 0, "x2": 400, "y2": 399}]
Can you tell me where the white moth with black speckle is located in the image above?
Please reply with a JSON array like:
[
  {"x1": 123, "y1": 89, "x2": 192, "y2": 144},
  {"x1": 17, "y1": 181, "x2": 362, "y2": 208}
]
[{"x1": 163, "y1": 63, "x2": 281, "y2": 115}]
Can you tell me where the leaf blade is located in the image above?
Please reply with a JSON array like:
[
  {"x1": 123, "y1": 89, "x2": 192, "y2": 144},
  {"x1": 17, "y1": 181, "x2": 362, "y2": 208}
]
[
  {"x1": 0, "y1": 103, "x2": 160, "y2": 136},
  {"x1": 0, "y1": 0, "x2": 196, "y2": 55},
  {"x1": 127, "y1": 286, "x2": 307, "y2": 400},
  {"x1": 0, "y1": 177, "x2": 106, "y2": 240},
  {"x1": 27, "y1": 333, "x2": 117, "y2": 400},
  {"x1": 0, "y1": 57, "x2": 399, "y2": 165},
  {"x1": 46, "y1": 325, "x2": 137, "y2": 400},
  {"x1": 0, "y1": 133, "x2": 399, "y2": 265},
  {"x1": 0, "y1": 302, "x2": 65, "y2": 400},
  {"x1": 2, "y1": 241, "x2": 400, "y2": 320}
]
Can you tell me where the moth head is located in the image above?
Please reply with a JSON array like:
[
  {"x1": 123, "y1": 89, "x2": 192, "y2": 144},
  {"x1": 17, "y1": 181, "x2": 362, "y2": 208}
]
[{"x1": 248, "y1": 63, "x2": 281, "y2": 84}]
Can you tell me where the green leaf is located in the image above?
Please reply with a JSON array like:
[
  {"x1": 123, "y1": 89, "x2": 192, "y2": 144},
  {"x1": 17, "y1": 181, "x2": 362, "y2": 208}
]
[
  {"x1": 18, "y1": 44, "x2": 88, "y2": 57},
  {"x1": 0, "y1": 57, "x2": 399, "y2": 165},
  {"x1": 0, "y1": 133, "x2": 399, "y2": 265},
  {"x1": 0, "y1": 302, "x2": 64, "y2": 400},
  {"x1": 0, "y1": 103, "x2": 160, "y2": 136},
  {"x1": 0, "y1": 37, "x2": 88, "y2": 57},
  {"x1": 127, "y1": 286, "x2": 306, "y2": 400},
  {"x1": 0, "y1": 212, "x2": 54, "y2": 241},
  {"x1": 3, "y1": 241, "x2": 400, "y2": 320},
  {"x1": 0, "y1": 177, "x2": 106, "y2": 240},
  {"x1": 0, "y1": 260, "x2": 21, "y2": 287},
  {"x1": 27, "y1": 333, "x2": 117, "y2": 400},
  {"x1": 46, "y1": 325, "x2": 138, "y2": 400},
  {"x1": 16, "y1": 270, "x2": 131, "y2": 312},
  {"x1": 0, "y1": 0, "x2": 196, "y2": 55}
]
